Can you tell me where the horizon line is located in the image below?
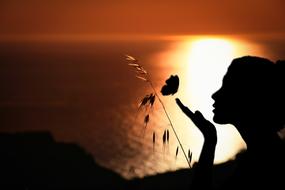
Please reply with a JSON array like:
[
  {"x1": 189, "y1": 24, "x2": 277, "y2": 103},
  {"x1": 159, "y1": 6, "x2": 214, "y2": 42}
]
[{"x1": 0, "y1": 33, "x2": 284, "y2": 42}]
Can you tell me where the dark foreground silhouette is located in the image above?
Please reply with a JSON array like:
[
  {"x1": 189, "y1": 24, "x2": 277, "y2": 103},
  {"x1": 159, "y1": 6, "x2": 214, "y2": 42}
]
[
  {"x1": 0, "y1": 131, "x2": 126, "y2": 190},
  {"x1": 0, "y1": 131, "x2": 239, "y2": 190},
  {"x1": 1, "y1": 130, "x2": 282, "y2": 190}
]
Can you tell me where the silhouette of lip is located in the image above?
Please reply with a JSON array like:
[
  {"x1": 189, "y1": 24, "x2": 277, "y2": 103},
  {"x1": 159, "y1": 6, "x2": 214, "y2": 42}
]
[{"x1": 212, "y1": 104, "x2": 217, "y2": 113}]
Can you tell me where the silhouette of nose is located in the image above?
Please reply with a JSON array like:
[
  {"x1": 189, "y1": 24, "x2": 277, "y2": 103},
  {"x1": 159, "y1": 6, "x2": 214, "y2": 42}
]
[{"x1": 212, "y1": 87, "x2": 224, "y2": 101}]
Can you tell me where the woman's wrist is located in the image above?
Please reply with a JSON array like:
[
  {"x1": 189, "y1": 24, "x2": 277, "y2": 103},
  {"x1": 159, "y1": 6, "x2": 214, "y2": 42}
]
[{"x1": 203, "y1": 138, "x2": 217, "y2": 146}]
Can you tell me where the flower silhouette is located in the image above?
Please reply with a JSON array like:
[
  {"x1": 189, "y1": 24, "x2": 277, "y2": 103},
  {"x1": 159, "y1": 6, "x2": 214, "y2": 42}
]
[{"x1": 161, "y1": 75, "x2": 179, "y2": 96}]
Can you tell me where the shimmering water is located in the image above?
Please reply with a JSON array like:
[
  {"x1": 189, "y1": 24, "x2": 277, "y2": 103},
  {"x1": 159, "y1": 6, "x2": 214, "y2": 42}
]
[{"x1": 0, "y1": 35, "x2": 284, "y2": 179}]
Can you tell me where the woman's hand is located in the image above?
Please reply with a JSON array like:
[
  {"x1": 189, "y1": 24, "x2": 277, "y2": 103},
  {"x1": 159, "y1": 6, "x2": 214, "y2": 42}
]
[
  {"x1": 176, "y1": 98, "x2": 217, "y2": 189},
  {"x1": 176, "y1": 98, "x2": 217, "y2": 144}
]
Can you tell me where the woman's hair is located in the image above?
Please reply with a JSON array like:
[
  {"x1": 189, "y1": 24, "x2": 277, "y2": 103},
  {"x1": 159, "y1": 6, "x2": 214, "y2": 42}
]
[{"x1": 227, "y1": 56, "x2": 285, "y2": 131}]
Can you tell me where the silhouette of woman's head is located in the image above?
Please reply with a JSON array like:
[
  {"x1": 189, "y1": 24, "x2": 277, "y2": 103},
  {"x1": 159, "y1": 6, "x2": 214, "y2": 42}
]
[{"x1": 212, "y1": 56, "x2": 285, "y2": 134}]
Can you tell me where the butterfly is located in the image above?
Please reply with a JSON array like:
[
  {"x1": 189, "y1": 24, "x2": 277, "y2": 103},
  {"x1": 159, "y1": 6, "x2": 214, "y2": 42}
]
[{"x1": 161, "y1": 75, "x2": 179, "y2": 96}]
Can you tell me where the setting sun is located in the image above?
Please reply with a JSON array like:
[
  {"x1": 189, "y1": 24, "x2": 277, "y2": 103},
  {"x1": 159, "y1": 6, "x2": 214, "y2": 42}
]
[
  {"x1": 185, "y1": 37, "x2": 245, "y2": 163},
  {"x1": 187, "y1": 38, "x2": 235, "y2": 117}
]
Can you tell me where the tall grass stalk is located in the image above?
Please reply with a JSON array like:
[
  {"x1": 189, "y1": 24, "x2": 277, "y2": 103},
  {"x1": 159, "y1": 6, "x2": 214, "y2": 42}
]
[{"x1": 126, "y1": 55, "x2": 191, "y2": 168}]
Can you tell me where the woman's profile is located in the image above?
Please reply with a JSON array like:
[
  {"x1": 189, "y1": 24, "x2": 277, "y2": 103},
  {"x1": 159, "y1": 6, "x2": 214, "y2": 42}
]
[{"x1": 176, "y1": 56, "x2": 285, "y2": 189}]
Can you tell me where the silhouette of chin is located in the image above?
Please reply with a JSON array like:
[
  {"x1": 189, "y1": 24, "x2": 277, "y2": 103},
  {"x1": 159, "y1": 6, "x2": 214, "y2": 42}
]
[{"x1": 213, "y1": 112, "x2": 230, "y2": 125}]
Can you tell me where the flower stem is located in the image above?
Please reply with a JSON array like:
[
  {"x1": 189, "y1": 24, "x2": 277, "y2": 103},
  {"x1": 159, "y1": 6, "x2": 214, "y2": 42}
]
[{"x1": 148, "y1": 80, "x2": 191, "y2": 168}]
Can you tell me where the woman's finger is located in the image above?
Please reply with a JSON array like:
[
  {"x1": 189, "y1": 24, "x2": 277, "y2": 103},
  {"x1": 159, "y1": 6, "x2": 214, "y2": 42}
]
[{"x1": 175, "y1": 98, "x2": 195, "y2": 119}]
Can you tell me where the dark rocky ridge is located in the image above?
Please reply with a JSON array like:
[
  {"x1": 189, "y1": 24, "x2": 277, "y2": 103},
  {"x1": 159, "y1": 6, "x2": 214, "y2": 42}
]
[{"x1": 0, "y1": 131, "x2": 236, "y2": 190}]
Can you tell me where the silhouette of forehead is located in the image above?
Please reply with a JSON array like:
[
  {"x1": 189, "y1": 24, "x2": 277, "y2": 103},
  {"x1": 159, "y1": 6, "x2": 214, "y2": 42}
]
[{"x1": 223, "y1": 56, "x2": 274, "y2": 87}]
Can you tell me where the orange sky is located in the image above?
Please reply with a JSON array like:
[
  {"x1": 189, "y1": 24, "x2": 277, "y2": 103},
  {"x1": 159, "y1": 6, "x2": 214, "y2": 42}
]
[{"x1": 1, "y1": 0, "x2": 285, "y2": 38}]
